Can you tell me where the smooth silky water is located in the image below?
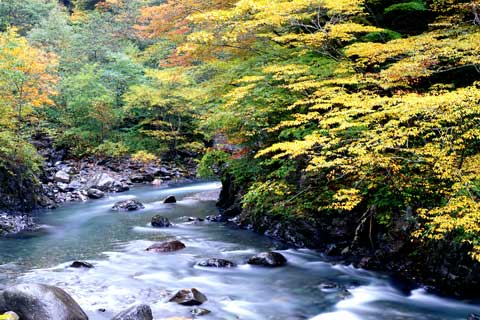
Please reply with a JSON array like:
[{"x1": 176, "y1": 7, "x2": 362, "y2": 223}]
[{"x1": 0, "y1": 182, "x2": 479, "y2": 319}]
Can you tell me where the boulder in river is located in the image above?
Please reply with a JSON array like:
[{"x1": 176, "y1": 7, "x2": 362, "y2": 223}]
[
  {"x1": 70, "y1": 261, "x2": 94, "y2": 269},
  {"x1": 191, "y1": 308, "x2": 211, "y2": 316},
  {"x1": 247, "y1": 252, "x2": 287, "y2": 267},
  {"x1": 197, "y1": 258, "x2": 236, "y2": 268},
  {"x1": 112, "y1": 200, "x2": 145, "y2": 211},
  {"x1": 54, "y1": 170, "x2": 70, "y2": 183},
  {"x1": 0, "y1": 283, "x2": 88, "y2": 320},
  {"x1": 151, "y1": 215, "x2": 172, "y2": 228},
  {"x1": 163, "y1": 195, "x2": 176, "y2": 204},
  {"x1": 87, "y1": 188, "x2": 104, "y2": 199},
  {"x1": 146, "y1": 240, "x2": 186, "y2": 253},
  {"x1": 169, "y1": 288, "x2": 207, "y2": 306},
  {"x1": 111, "y1": 304, "x2": 153, "y2": 320}
]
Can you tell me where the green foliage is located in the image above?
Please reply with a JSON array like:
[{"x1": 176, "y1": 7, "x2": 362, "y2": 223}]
[
  {"x1": 384, "y1": 0, "x2": 427, "y2": 13},
  {"x1": 197, "y1": 150, "x2": 231, "y2": 178},
  {"x1": 93, "y1": 140, "x2": 129, "y2": 158}
]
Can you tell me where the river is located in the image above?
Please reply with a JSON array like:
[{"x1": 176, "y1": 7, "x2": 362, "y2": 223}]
[{"x1": 0, "y1": 182, "x2": 479, "y2": 319}]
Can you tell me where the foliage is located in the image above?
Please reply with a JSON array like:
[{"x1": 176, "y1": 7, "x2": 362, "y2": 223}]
[{"x1": 131, "y1": 150, "x2": 157, "y2": 163}]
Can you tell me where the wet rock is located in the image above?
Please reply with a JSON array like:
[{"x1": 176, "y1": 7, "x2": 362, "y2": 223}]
[
  {"x1": 197, "y1": 258, "x2": 236, "y2": 268},
  {"x1": 337, "y1": 289, "x2": 352, "y2": 299},
  {"x1": 187, "y1": 217, "x2": 204, "y2": 222},
  {"x1": 0, "y1": 312, "x2": 19, "y2": 320},
  {"x1": 247, "y1": 252, "x2": 287, "y2": 267},
  {"x1": 87, "y1": 188, "x2": 104, "y2": 199},
  {"x1": 111, "y1": 304, "x2": 153, "y2": 320},
  {"x1": 469, "y1": 313, "x2": 480, "y2": 320},
  {"x1": 151, "y1": 215, "x2": 172, "y2": 228},
  {"x1": 191, "y1": 308, "x2": 211, "y2": 316},
  {"x1": 112, "y1": 200, "x2": 145, "y2": 211},
  {"x1": 146, "y1": 240, "x2": 186, "y2": 253},
  {"x1": 0, "y1": 283, "x2": 88, "y2": 320},
  {"x1": 169, "y1": 288, "x2": 207, "y2": 306},
  {"x1": 319, "y1": 282, "x2": 339, "y2": 292},
  {"x1": 163, "y1": 195, "x2": 177, "y2": 204},
  {"x1": 111, "y1": 181, "x2": 129, "y2": 193},
  {"x1": 70, "y1": 261, "x2": 94, "y2": 269},
  {"x1": 130, "y1": 174, "x2": 154, "y2": 183},
  {"x1": 0, "y1": 212, "x2": 36, "y2": 236},
  {"x1": 54, "y1": 170, "x2": 70, "y2": 183}
]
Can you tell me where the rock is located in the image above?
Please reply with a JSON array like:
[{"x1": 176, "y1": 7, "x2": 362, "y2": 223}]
[
  {"x1": 469, "y1": 314, "x2": 480, "y2": 320},
  {"x1": 163, "y1": 195, "x2": 176, "y2": 204},
  {"x1": 0, "y1": 212, "x2": 36, "y2": 236},
  {"x1": 70, "y1": 261, "x2": 94, "y2": 269},
  {"x1": 111, "y1": 181, "x2": 129, "y2": 193},
  {"x1": 319, "y1": 282, "x2": 339, "y2": 292},
  {"x1": 187, "y1": 217, "x2": 204, "y2": 222},
  {"x1": 146, "y1": 240, "x2": 186, "y2": 252},
  {"x1": 151, "y1": 215, "x2": 172, "y2": 228},
  {"x1": 197, "y1": 258, "x2": 236, "y2": 268},
  {"x1": 0, "y1": 283, "x2": 88, "y2": 320},
  {"x1": 111, "y1": 304, "x2": 153, "y2": 320},
  {"x1": 1, "y1": 311, "x2": 19, "y2": 320},
  {"x1": 67, "y1": 181, "x2": 83, "y2": 191},
  {"x1": 54, "y1": 170, "x2": 70, "y2": 183},
  {"x1": 247, "y1": 252, "x2": 287, "y2": 267},
  {"x1": 191, "y1": 308, "x2": 211, "y2": 316},
  {"x1": 56, "y1": 182, "x2": 70, "y2": 192},
  {"x1": 169, "y1": 288, "x2": 207, "y2": 306},
  {"x1": 112, "y1": 200, "x2": 145, "y2": 211},
  {"x1": 87, "y1": 188, "x2": 104, "y2": 199},
  {"x1": 152, "y1": 179, "x2": 162, "y2": 186},
  {"x1": 337, "y1": 289, "x2": 352, "y2": 299}
]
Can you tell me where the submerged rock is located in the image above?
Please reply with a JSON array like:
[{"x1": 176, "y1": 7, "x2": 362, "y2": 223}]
[
  {"x1": 163, "y1": 195, "x2": 177, "y2": 204},
  {"x1": 87, "y1": 188, "x2": 104, "y2": 199},
  {"x1": 146, "y1": 240, "x2": 186, "y2": 253},
  {"x1": 197, "y1": 258, "x2": 236, "y2": 268},
  {"x1": 191, "y1": 308, "x2": 211, "y2": 316},
  {"x1": 111, "y1": 304, "x2": 153, "y2": 320},
  {"x1": 112, "y1": 200, "x2": 145, "y2": 211},
  {"x1": 0, "y1": 283, "x2": 88, "y2": 320},
  {"x1": 169, "y1": 288, "x2": 207, "y2": 306},
  {"x1": 151, "y1": 215, "x2": 172, "y2": 228},
  {"x1": 70, "y1": 261, "x2": 94, "y2": 269},
  {"x1": 247, "y1": 252, "x2": 287, "y2": 267}
]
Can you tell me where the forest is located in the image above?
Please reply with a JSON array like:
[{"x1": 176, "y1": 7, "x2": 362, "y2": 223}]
[{"x1": 0, "y1": 0, "x2": 480, "y2": 318}]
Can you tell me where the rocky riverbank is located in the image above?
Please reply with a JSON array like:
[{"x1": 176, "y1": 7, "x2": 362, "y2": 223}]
[
  {"x1": 211, "y1": 175, "x2": 480, "y2": 299},
  {"x1": 0, "y1": 136, "x2": 197, "y2": 237}
]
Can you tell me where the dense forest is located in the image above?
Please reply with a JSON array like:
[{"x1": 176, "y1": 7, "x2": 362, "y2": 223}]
[{"x1": 1, "y1": 0, "x2": 480, "y2": 298}]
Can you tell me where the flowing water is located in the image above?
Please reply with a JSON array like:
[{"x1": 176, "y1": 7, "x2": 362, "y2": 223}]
[{"x1": 0, "y1": 182, "x2": 479, "y2": 320}]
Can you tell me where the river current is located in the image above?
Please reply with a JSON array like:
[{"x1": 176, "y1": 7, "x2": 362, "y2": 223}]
[{"x1": 0, "y1": 182, "x2": 479, "y2": 319}]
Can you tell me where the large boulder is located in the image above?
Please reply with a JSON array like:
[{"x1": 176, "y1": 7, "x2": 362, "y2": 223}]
[
  {"x1": 93, "y1": 173, "x2": 116, "y2": 191},
  {"x1": 197, "y1": 258, "x2": 236, "y2": 268},
  {"x1": 169, "y1": 288, "x2": 207, "y2": 306},
  {"x1": 0, "y1": 284, "x2": 88, "y2": 320},
  {"x1": 87, "y1": 188, "x2": 104, "y2": 199},
  {"x1": 247, "y1": 252, "x2": 287, "y2": 267},
  {"x1": 111, "y1": 304, "x2": 153, "y2": 320},
  {"x1": 151, "y1": 215, "x2": 172, "y2": 228},
  {"x1": 112, "y1": 200, "x2": 145, "y2": 211},
  {"x1": 54, "y1": 171, "x2": 70, "y2": 183},
  {"x1": 146, "y1": 240, "x2": 185, "y2": 253},
  {"x1": 70, "y1": 261, "x2": 94, "y2": 269}
]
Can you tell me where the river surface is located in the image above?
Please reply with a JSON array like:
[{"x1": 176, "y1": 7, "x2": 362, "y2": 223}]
[{"x1": 0, "y1": 182, "x2": 479, "y2": 319}]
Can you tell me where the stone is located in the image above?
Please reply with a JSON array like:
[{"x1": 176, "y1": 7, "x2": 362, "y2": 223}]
[
  {"x1": 247, "y1": 252, "x2": 287, "y2": 267},
  {"x1": 111, "y1": 181, "x2": 129, "y2": 193},
  {"x1": 163, "y1": 195, "x2": 176, "y2": 204},
  {"x1": 319, "y1": 282, "x2": 339, "y2": 291},
  {"x1": 0, "y1": 283, "x2": 88, "y2": 320},
  {"x1": 54, "y1": 170, "x2": 70, "y2": 183},
  {"x1": 93, "y1": 173, "x2": 115, "y2": 191},
  {"x1": 197, "y1": 258, "x2": 236, "y2": 268},
  {"x1": 191, "y1": 308, "x2": 211, "y2": 316},
  {"x1": 111, "y1": 304, "x2": 153, "y2": 320},
  {"x1": 169, "y1": 288, "x2": 207, "y2": 306},
  {"x1": 187, "y1": 217, "x2": 204, "y2": 222},
  {"x1": 112, "y1": 200, "x2": 145, "y2": 211},
  {"x1": 70, "y1": 261, "x2": 94, "y2": 269},
  {"x1": 146, "y1": 240, "x2": 186, "y2": 253},
  {"x1": 151, "y1": 215, "x2": 172, "y2": 228},
  {"x1": 87, "y1": 188, "x2": 104, "y2": 199}
]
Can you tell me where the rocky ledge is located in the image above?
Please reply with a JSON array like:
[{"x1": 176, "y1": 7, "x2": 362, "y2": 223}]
[{"x1": 0, "y1": 212, "x2": 37, "y2": 237}]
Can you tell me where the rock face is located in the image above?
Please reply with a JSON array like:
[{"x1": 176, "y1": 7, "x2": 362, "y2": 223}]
[
  {"x1": 163, "y1": 195, "x2": 177, "y2": 204},
  {"x1": 112, "y1": 200, "x2": 145, "y2": 211},
  {"x1": 197, "y1": 258, "x2": 236, "y2": 268},
  {"x1": 247, "y1": 252, "x2": 287, "y2": 267},
  {"x1": 0, "y1": 284, "x2": 88, "y2": 320},
  {"x1": 111, "y1": 304, "x2": 153, "y2": 320},
  {"x1": 146, "y1": 240, "x2": 186, "y2": 252},
  {"x1": 70, "y1": 261, "x2": 94, "y2": 269},
  {"x1": 169, "y1": 288, "x2": 207, "y2": 306},
  {"x1": 87, "y1": 188, "x2": 104, "y2": 199},
  {"x1": 151, "y1": 215, "x2": 172, "y2": 228}
]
